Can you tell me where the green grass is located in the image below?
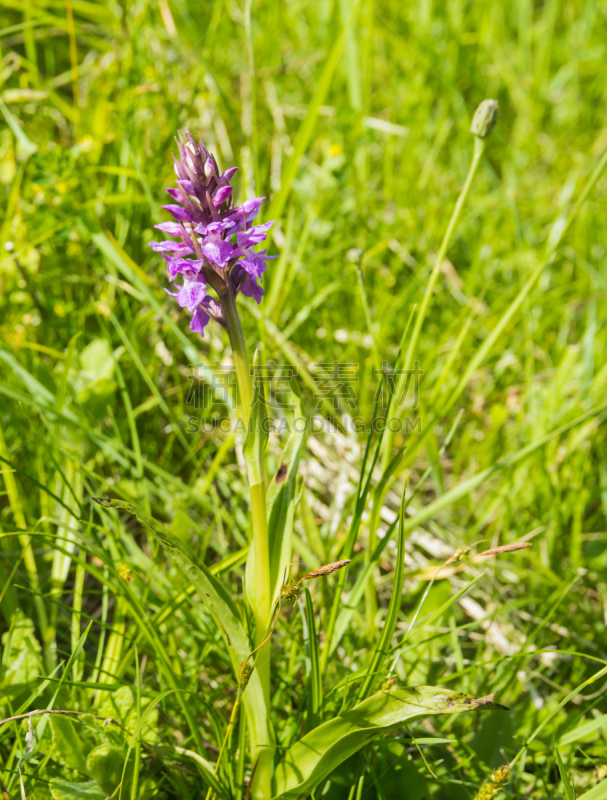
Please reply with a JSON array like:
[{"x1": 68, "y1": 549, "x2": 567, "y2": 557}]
[{"x1": 1, "y1": 0, "x2": 607, "y2": 798}]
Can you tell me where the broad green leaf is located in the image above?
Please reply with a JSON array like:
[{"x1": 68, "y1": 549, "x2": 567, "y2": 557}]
[
  {"x1": 86, "y1": 744, "x2": 124, "y2": 793},
  {"x1": 78, "y1": 338, "x2": 115, "y2": 383},
  {"x1": 49, "y1": 715, "x2": 91, "y2": 772},
  {"x1": 92, "y1": 499, "x2": 269, "y2": 770},
  {"x1": 377, "y1": 743, "x2": 428, "y2": 799},
  {"x1": 49, "y1": 779, "x2": 106, "y2": 800},
  {"x1": 97, "y1": 685, "x2": 134, "y2": 722},
  {"x1": 273, "y1": 685, "x2": 504, "y2": 800},
  {"x1": 98, "y1": 686, "x2": 157, "y2": 743},
  {"x1": 579, "y1": 777, "x2": 607, "y2": 800},
  {"x1": 470, "y1": 710, "x2": 516, "y2": 769}
]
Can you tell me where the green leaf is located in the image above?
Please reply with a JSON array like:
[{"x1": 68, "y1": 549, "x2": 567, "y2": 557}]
[
  {"x1": 175, "y1": 747, "x2": 230, "y2": 800},
  {"x1": 560, "y1": 713, "x2": 607, "y2": 746},
  {"x1": 301, "y1": 588, "x2": 322, "y2": 731},
  {"x1": 0, "y1": 97, "x2": 37, "y2": 157},
  {"x1": 266, "y1": 386, "x2": 306, "y2": 603},
  {"x1": 86, "y1": 744, "x2": 124, "y2": 793},
  {"x1": 579, "y1": 778, "x2": 607, "y2": 800},
  {"x1": 242, "y1": 348, "x2": 269, "y2": 489},
  {"x1": 78, "y1": 338, "x2": 115, "y2": 384},
  {"x1": 97, "y1": 685, "x2": 135, "y2": 724},
  {"x1": 273, "y1": 685, "x2": 504, "y2": 800},
  {"x1": 376, "y1": 744, "x2": 428, "y2": 799},
  {"x1": 1, "y1": 612, "x2": 42, "y2": 690},
  {"x1": 97, "y1": 686, "x2": 158, "y2": 743},
  {"x1": 246, "y1": 383, "x2": 306, "y2": 609},
  {"x1": 49, "y1": 715, "x2": 92, "y2": 772},
  {"x1": 470, "y1": 710, "x2": 516, "y2": 769},
  {"x1": 35, "y1": 623, "x2": 92, "y2": 745},
  {"x1": 49, "y1": 779, "x2": 107, "y2": 800},
  {"x1": 92, "y1": 499, "x2": 269, "y2": 773},
  {"x1": 555, "y1": 746, "x2": 576, "y2": 800}
]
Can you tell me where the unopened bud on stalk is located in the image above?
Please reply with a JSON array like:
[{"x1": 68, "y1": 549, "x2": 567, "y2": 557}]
[{"x1": 470, "y1": 99, "x2": 499, "y2": 139}]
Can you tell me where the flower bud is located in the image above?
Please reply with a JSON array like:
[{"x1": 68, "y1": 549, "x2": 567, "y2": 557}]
[
  {"x1": 204, "y1": 157, "x2": 216, "y2": 179},
  {"x1": 470, "y1": 99, "x2": 499, "y2": 139},
  {"x1": 346, "y1": 247, "x2": 364, "y2": 264}
]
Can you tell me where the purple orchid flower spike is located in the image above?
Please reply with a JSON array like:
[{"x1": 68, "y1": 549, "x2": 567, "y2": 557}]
[{"x1": 148, "y1": 130, "x2": 276, "y2": 338}]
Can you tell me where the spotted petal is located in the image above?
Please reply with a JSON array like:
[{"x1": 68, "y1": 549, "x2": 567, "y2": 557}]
[
  {"x1": 202, "y1": 239, "x2": 234, "y2": 268},
  {"x1": 176, "y1": 280, "x2": 207, "y2": 312}
]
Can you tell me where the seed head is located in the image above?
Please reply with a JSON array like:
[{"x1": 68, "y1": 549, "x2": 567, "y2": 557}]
[
  {"x1": 303, "y1": 559, "x2": 351, "y2": 580},
  {"x1": 280, "y1": 580, "x2": 303, "y2": 604},
  {"x1": 238, "y1": 660, "x2": 254, "y2": 692},
  {"x1": 473, "y1": 764, "x2": 511, "y2": 800},
  {"x1": 470, "y1": 99, "x2": 499, "y2": 139}
]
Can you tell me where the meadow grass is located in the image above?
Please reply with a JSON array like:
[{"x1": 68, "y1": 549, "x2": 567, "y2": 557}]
[{"x1": 1, "y1": 0, "x2": 607, "y2": 798}]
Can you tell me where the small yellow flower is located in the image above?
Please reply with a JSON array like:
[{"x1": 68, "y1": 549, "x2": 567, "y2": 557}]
[{"x1": 117, "y1": 562, "x2": 134, "y2": 582}]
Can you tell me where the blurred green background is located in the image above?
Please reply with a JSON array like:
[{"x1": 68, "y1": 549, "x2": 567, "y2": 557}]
[{"x1": 1, "y1": 0, "x2": 607, "y2": 797}]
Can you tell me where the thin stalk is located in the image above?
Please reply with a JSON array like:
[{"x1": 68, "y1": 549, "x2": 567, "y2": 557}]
[
  {"x1": 363, "y1": 137, "x2": 485, "y2": 646},
  {"x1": 206, "y1": 695, "x2": 240, "y2": 800},
  {"x1": 223, "y1": 292, "x2": 271, "y2": 636},
  {"x1": 383, "y1": 135, "x2": 486, "y2": 460}
]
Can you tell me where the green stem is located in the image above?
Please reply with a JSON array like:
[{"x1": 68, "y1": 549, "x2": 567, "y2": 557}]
[
  {"x1": 383, "y1": 135, "x2": 486, "y2": 461},
  {"x1": 366, "y1": 136, "x2": 486, "y2": 636},
  {"x1": 223, "y1": 285, "x2": 273, "y2": 800},
  {"x1": 223, "y1": 286, "x2": 253, "y2": 426}
]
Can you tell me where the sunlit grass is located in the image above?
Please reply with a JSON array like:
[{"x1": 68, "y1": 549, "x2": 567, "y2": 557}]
[{"x1": 1, "y1": 0, "x2": 607, "y2": 798}]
